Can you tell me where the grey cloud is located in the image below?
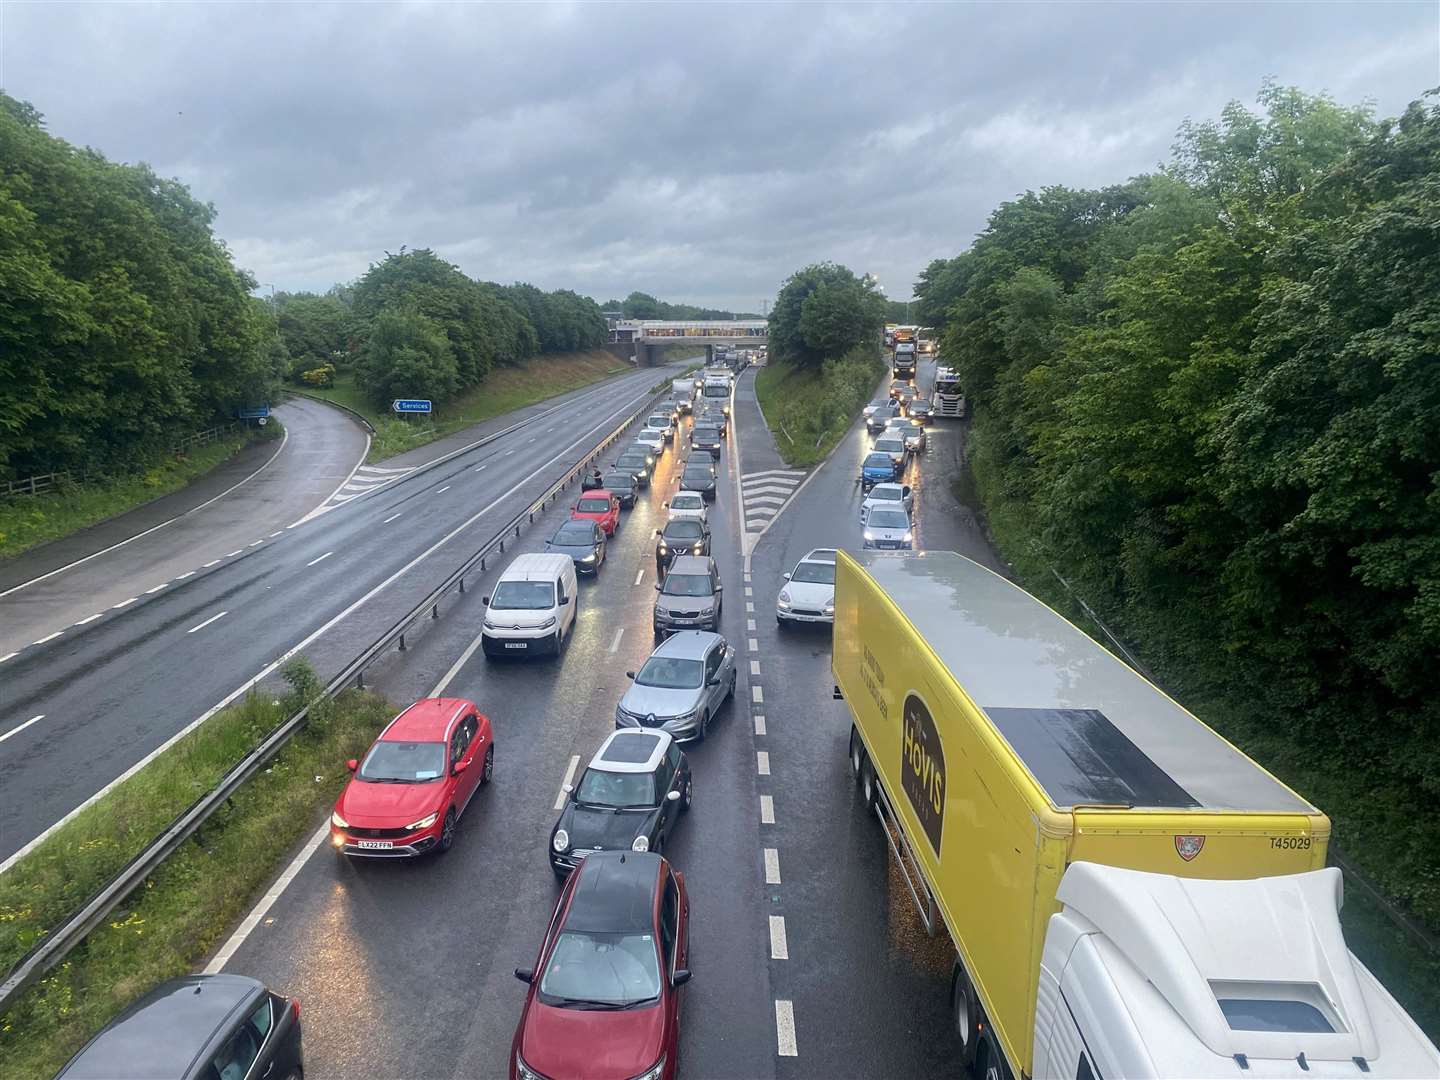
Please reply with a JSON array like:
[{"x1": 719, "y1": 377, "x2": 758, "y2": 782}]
[{"x1": 5, "y1": 1, "x2": 1435, "y2": 310}]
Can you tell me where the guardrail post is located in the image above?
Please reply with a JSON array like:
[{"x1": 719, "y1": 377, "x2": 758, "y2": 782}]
[
  {"x1": 356, "y1": 671, "x2": 365, "y2": 690},
  {"x1": 398, "y1": 633, "x2": 406, "y2": 652},
  {"x1": 431, "y1": 604, "x2": 439, "y2": 620},
  {"x1": 459, "y1": 577, "x2": 465, "y2": 594}
]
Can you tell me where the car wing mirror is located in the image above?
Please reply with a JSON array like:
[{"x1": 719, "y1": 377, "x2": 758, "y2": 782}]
[
  {"x1": 452, "y1": 758, "x2": 469, "y2": 775},
  {"x1": 714, "y1": 584, "x2": 723, "y2": 593},
  {"x1": 708, "y1": 676, "x2": 722, "y2": 686},
  {"x1": 782, "y1": 572, "x2": 791, "y2": 580},
  {"x1": 662, "y1": 501, "x2": 669, "y2": 508},
  {"x1": 514, "y1": 967, "x2": 535, "y2": 984},
  {"x1": 655, "y1": 529, "x2": 663, "y2": 536},
  {"x1": 346, "y1": 758, "x2": 358, "y2": 772},
  {"x1": 625, "y1": 670, "x2": 636, "y2": 680},
  {"x1": 666, "y1": 789, "x2": 681, "y2": 802},
  {"x1": 563, "y1": 783, "x2": 574, "y2": 795},
  {"x1": 671, "y1": 969, "x2": 692, "y2": 988},
  {"x1": 654, "y1": 583, "x2": 663, "y2": 591},
  {"x1": 560, "y1": 596, "x2": 570, "y2": 605},
  {"x1": 481, "y1": 596, "x2": 490, "y2": 606}
]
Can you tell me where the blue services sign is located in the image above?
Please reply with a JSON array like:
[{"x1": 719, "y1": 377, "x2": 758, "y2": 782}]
[
  {"x1": 392, "y1": 399, "x2": 433, "y2": 414},
  {"x1": 235, "y1": 405, "x2": 270, "y2": 419}
]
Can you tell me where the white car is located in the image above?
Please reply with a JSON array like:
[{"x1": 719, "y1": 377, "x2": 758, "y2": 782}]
[
  {"x1": 885, "y1": 417, "x2": 925, "y2": 453},
  {"x1": 872, "y1": 434, "x2": 907, "y2": 471},
  {"x1": 777, "y1": 548, "x2": 837, "y2": 626},
  {"x1": 665, "y1": 490, "x2": 709, "y2": 524},
  {"x1": 635, "y1": 428, "x2": 667, "y2": 454},
  {"x1": 862, "y1": 507, "x2": 913, "y2": 550},
  {"x1": 646, "y1": 413, "x2": 676, "y2": 442},
  {"x1": 860, "y1": 482, "x2": 914, "y2": 523}
]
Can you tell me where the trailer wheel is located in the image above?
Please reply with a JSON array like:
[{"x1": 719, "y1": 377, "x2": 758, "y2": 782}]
[
  {"x1": 951, "y1": 959, "x2": 979, "y2": 1066},
  {"x1": 860, "y1": 758, "x2": 878, "y2": 809},
  {"x1": 974, "y1": 1028, "x2": 1011, "y2": 1080},
  {"x1": 848, "y1": 727, "x2": 865, "y2": 782}
]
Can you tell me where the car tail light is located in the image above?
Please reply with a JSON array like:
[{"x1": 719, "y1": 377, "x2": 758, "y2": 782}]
[{"x1": 291, "y1": 998, "x2": 301, "y2": 1022}]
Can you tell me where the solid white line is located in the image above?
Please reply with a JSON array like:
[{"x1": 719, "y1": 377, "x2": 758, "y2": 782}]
[
  {"x1": 748, "y1": 637, "x2": 759, "y2": 652},
  {"x1": 144, "y1": 583, "x2": 167, "y2": 594},
  {"x1": 750, "y1": 660, "x2": 761, "y2": 675},
  {"x1": 0, "y1": 424, "x2": 292, "y2": 599},
  {"x1": 775, "y1": 999, "x2": 798, "y2": 1056},
  {"x1": 33, "y1": 631, "x2": 63, "y2": 645},
  {"x1": 764, "y1": 847, "x2": 781, "y2": 884},
  {"x1": 0, "y1": 652, "x2": 18, "y2": 664},
  {"x1": 75, "y1": 613, "x2": 105, "y2": 625},
  {"x1": 757, "y1": 750, "x2": 770, "y2": 775},
  {"x1": 175, "y1": 571, "x2": 195, "y2": 580},
  {"x1": 0, "y1": 715, "x2": 45, "y2": 744},
  {"x1": 112, "y1": 597, "x2": 137, "y2": 609},
  {"x1": 633, "y1": 568, "x2": 644, "y2": 586},
  {"x1": 752, "y1": 685, "x2": 764, "y2": 704},
  {"x1": 202, "y1": 560, "x2": 221, "y2": 568},
  {"x1": 436, "y1": 485, "x2": 451, "y2": 494},
  {"x1": 186, "y1": 611, "x2": 228, "y2": 634},
  {"x1": 760, "y1": 794, "x2": 775, "y2": 824},
  {"x1": 382, "y1": 513, "x2": 402, "y2": 524},
  {"x1": 305, "y1": 551, "x2": 333, "y2": 567},
  {"x1": 206, "y1": 820, "x2": 330, "y2": 974},
  {"x1": 608, "y1": 627, "x2": 625, "y2": 653},
  {"x1": 224, "y1": 549, "x2": 243, "y2": 558},
  {"x1": 769, "y1": 915, "x2": 789, "y2": 959},
  {"x1": 429, "y1": 628, "x2": 488, "y2": 698},
  {"x1": 0, "y1": 378, "x2": 660, "y2": 877},
  {"x1": 754, "y1": 715, "x2": 766, "y2": 736},
  {"x1": 555, "y1": 754, "x2": 581, "y2": 811},
  {"x1": 747, "y1": 618, "x2": 756, "y2": 631}
]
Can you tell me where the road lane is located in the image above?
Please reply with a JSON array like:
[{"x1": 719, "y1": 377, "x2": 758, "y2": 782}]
[{"x1": 0, "y1": 365, "x2": 681, "y2": 863}]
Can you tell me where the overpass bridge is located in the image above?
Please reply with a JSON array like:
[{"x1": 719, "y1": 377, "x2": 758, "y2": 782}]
[{"x1": 607, "y1": 319, "x2": 768, "y2": 366}]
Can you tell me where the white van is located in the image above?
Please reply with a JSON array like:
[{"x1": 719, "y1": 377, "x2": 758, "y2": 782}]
[{"x1": 481, "y1": 553, "x2": 578, "y2": 658}]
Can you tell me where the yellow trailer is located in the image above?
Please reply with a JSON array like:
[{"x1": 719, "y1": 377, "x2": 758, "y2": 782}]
[{"x1": 833, "y1": 551, "x2": 1437, "y2": 1079}]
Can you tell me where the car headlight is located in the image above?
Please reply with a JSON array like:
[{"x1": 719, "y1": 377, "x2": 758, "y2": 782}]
[
  {"x1": 863, "y1": 531, "x2": 875, "y2": 541},
  {"x1": 631, "y1": 835, "x2": 650, "y2": 853},
  {"x1": 629, "y1": 1056, "x2": 666, "y2": 1080},
  {"x1": 778, "y1": 589, "x2": 791, "y2": 604},
  {"x1": 516, "y1": 1051, "x2": 547, "y2": 1080},
  {"x1": 331, "y1": 811, "x2": 348, "y2": 829},
  {"x1": 406, "y1": 812, "x2": 438, "y2": 831},
  {"x1": 692, "y1": 544, "x2": 703, "y2": 553},
  {"x1": 540, "y1": 616, "x2": 557, "y2": 630},
  {"x1": 552, "y1": 829, "x2": 570, "y2": 853},
  {"x1": 824, "y1": 600, "x2": 835, "y2": 614},
  {"x1": 483, "y1": 617, "x2": 497, "y2": 630},
  {"x1": 699, "y1": 606, "x2": 714, "y2": 617},
  {"x1": 579, "y1": 553, "x2": 596, "y2": 563}
]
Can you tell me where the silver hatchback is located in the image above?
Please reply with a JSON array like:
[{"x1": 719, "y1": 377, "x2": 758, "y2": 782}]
[{"x1": 616, "y1": 631, "x2": 737, "y2": 742}]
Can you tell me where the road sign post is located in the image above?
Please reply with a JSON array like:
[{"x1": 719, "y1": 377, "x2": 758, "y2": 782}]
[{"x1": 392, "y1": 399, "x2": 433, "y2": 415}]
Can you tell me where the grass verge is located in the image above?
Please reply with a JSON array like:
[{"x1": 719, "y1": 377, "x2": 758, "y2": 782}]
[
  {"x1": 0, "y1": 427, "x2": 274, "y2": 560},
  {"x1": 300, "y1": 350, "x2": 637, "y2": 463},
  {"x1": 0, "y1": 661, "x2": 394, "y2": 1079},
  {"x1": 754, "y1": 346, "x2": 884, "y2": 468}
]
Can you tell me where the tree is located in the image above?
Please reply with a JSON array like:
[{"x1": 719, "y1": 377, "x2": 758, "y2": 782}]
[
  {"x1": 356, "y1": 308, "x2": 459, "y2": 407},
  {"x1": 769, "y1": 263, "x2": 884, "y2": 368},
  {"x1": 275, "y1": 292, "x2": 352, "y2": 376}
]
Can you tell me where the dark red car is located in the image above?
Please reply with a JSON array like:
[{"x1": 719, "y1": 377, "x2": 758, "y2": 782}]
[
  {"x1": 572, "y1": 492, "x2": 621, "y2": 536},
  {"x1": 330, "y1": 698, "x2": 493, "y2": 858},
  {"x1": 511, "y1": 852, "x2": 689, "y2": 1080}
]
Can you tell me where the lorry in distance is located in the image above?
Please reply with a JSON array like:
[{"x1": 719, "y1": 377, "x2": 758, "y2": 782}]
[{"x1": 832, "y1": 549, "x2": 1439, "y2": 1080}]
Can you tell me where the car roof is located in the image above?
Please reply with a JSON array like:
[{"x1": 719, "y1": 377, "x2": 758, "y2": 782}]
[
  {"x1": 672, "y1": 490, "x2": 704, "y2": 501},
  {"x1": 651, "y1": 629, "x2": 724, "y2": 660},
  {"x1": 589, "y1": 729, "x2": 673, "y2": 774},
  {"x1": 867, "y1": 483, "x2": 905, "y2": 495},
  {"x1": 498, "y1": 552, "x2": 572, "y2": 581},
  {"x1": 58, "y1": 974, "x2": 263, "y2": 1079},
  {"x1": 381, "y1": 697, "x2": 473, "y2": 742},
  {"x1": 563, "y1": 851, "x2": 663, "y2": 934},
  {"x1": 663, "y1": 518, "x2": 705, "y2": 533},
  {"x1": 864, "y1": 452, "x2": 891, "y2": 464},
  {"x1": 683, "y1": 461, "x2": 713, "y2": 473},
  {"x1": 575, "y1": 492, "x2": 613, "y2": 503},
  {"x1": 666, "y1": 555, "x2": 712, "y2": 576},
  {"x1": 800, "y1": 548, "x2": 837, "y2": 564}
]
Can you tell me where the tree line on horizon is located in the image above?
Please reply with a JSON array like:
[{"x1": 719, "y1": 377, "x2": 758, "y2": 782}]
[{"x1": 915, "y1": 83, "x2": 1440, "y2": 974}]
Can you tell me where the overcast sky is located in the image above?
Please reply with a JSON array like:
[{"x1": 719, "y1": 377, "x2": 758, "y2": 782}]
[{"x1": 3, "y1": 2, "x2": 1436, "y2": 310}]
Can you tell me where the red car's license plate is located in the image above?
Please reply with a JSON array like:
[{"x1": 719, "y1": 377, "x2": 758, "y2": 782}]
[{"x1": 357, "y1": 840, "x2": 393, "y2": 849}]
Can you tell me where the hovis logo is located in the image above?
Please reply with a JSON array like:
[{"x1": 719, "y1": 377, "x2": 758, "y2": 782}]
[
  {"x1": 1174, "y1": 835, "x2": 1205, "y2": 862},
  {"x1": 900, "y1": 692, "x2": 945, "y2": 857}
]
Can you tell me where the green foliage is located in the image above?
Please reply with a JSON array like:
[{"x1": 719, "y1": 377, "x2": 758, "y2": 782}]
[
  {"x1": 495, "y1": 282, "x2": 605, "y2": 355},
  {"x1": 757, "y1": 345, "x2": 884, "y2": 468},
  {"x1": 300, "y1": 363, "x2": 336, "y2": 388},
  {"x1": 917, "y1": 85, "x2": 1440, "y2": 1023},
  {"x1": 0, "y1": 92, "x2": 282, "y2": 481},
  {"x1": 274, "y1": 291, "x2": 351, "y2": 375},
  {"x1": 769, "y1": 262, "x2": 885, "y2": 369},
  {"x1": 603, "y1": 291, "x2": 759, "y2": 320},
  {"x1": 356, "y1": 307, "x2": 459, "y2": 407}
]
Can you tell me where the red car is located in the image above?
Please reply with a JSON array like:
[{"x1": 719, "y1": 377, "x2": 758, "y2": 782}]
[
  {"x1": 330, "y1": 698, "x2": 493, "y2": 858},
  {"x1": 572, "y1": 492, "x2": 621, "y2": 536},
  {"x1": 511, "y1": 852, "x2": 689, "y2": 1080}
]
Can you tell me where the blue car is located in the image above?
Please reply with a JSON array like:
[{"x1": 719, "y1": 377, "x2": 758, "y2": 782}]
[{"x1": 861, "y1": 451, "x2": 896, "y2": 491}]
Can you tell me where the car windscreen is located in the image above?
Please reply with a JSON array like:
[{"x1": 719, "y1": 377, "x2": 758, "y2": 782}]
[
  {"x1": 538, "y1": 930, "x2": 662, "y2": 1008},
  {"x1": 554, "y1": 522, "x2": 596, "y2": 545},
  {"x1": 870, "y1": 486, "x2": 903, "y2": 501},
  {"x1": 662, "y1": 573, "x2": 713, "y2": 597},
  {"x1": 616, "y1": 454, "x2": 647, "y2": 467},
  {"x1": 575, "y1": 768, "x2": 656, "y2": 808},
  {"x1": 635, "y1": 656, "x2": 704, "y2": 689},
  {"x1": 702, "y1": 384, "x2": 727, "y2": 396},
  {"x1": 489, "y1": 580, "x2": 555, "y2": 610},
  {"x1": 671, "y1": 494, "x2": 702, "y2": 509},
  {"x1": 360, "y1": 740, "x2": 446, "y2": 782},
  {"x1": 864, "y1": 453, "x2": 892, "y2": 468},
  {"x1": 603, "y1": 472, "x2": 634, "y2": 488},
  {"x1": 693, "y1": 426, "x2": 719, "y2": 439},
  {"x1": 576, "y1": 498, "x2": 612, "y2": 513},
  {"x1": 869, "y1": 509, "x2": 909, "y2": 530},
  {"x1": 791, "y1": 561, "x2": 835, "y2": 584},
  {"x1": 663, "y1": 521, "x2": 704, "y2": 540},
  {"x1": 868, "y1": 400, "x2": 887, "y2": 409},
  {"x1": 875, "y1": 440, "x2": 904, "y2": 454}
]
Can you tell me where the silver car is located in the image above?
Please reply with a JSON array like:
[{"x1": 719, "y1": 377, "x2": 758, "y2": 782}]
[
  {"x1": 616, "y1": 631, "x2": 737, "y2": 743},
  {"x1": 653, "y1": 555, "x2": 723, "y2": 637}
]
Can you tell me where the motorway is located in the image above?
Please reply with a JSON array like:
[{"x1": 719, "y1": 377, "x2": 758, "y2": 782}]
[
  {"x1": 0, "y1": 365, "x2": 687, "y2": 866},
  {"x1": 198, "y1": 356, "x2": 990, "y2": 1078}
]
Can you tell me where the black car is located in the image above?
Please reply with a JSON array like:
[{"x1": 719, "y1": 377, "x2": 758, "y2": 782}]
[
  {"x1": 602, "y1": 469, "x2": 639, "y2": 508},
  {"x1": 907, "y1": 397, "x2": 933, "y2": 424},
  {"x1": 549, "y1": 729, "x2": 691, "y2": 875},
  {"x1": 691, "y1": 424, "x2": 722, "y2": 459},
  {"x1": 625, "y1": 441, "x2": 660, "y2": 473},
  {"x1": 614, "y1": 450, "x2": 653, "y2": 486},
  {"x1": 698, "y1": 407, "x2": 728, "y2": 437},
  {"x1": 545, "y1": 519, "x2": 607, "y2": 574},
  {"x1": 57, "y1": 974, "x2": 302, "y2": 1080},
  {"x1": 680, "y1": 459, "x2": 718, "y2": 501},
  {"x1": 655, "y1": 518, "x2": 711, "y2": 571}
]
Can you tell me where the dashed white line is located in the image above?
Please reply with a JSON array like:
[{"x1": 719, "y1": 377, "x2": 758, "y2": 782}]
[
  {"x1": 747, "y1": 618, "x2": 756, "y2": 632},
  {"x1": 75, "y1": 612, "x2": 105, "y2": 625},
  {"x1": 175, "y1": 571, "x2": 195, "y2": 580},
  {"x1": 206, "y1": 820, "x2": 329, "y2": 974},
  {"x1": 33, "y1": 631, "x2": 63, "y2": 645},
  {"x1": 306, "y1": 551, "x2": 333, "y2": 567},
  {"x1": 775, "y1": 1000, "x2": 798, "y2": 1056},
  {"x1": 112, "y1": 597, "x2": 137, "y2": 609},
  {"x1": 436, "y1": 485, "x2": 451, "y2": 494},
  {"x1": 224, "y1": 549, "x2": 243, "y2": 558},
  {"x1": 144, "y1": 583, "x2": 167, "y2": 594},
  {"x1": 504, "y1": 449, "x2": 514, "y2": 456},
  {"x1": 769, "y1": 915, "x2": 789, "y2": 959},
  {"x1": 633, "y1": 568, "x2": 645, "y2": 586},
  {"x1": 269, "y1": 531, "x2": 283, "y2": 538},
  {"x1": 474, "y1": 465, "x2": 486, "y2": 472},
  {"x1": 383, "y1": 513, "x2": 402, "y2": 524},
  {"x1": 748, "y1": 637, "x2": 759, "y2": 652},
  {"x1": 760, "y1": 794, "x2": 775, "y2": 824},
  {"x1": 186, "y1": 611, "x2": 228, "y2": 634},
  {"x1": 764, "y1": 847, "x2": 781, "y2": 884},
  {"x1": 754, "y1": 714, "x2": 767, "y2": 736},
  {"x1": 608, "y1": 627, "x2": 626, "y2": 653},
  {"x1": 555, "y1": 754, "x2": 581, "y2": 811},
  {"x1": 745, "y1": 586, "x2": 753, "y2": 597},
  {"x1": 750, "y1": 660, "x2": 761, "y2": 676},
  {"x1": 202, "y1": 560, "x2": 221, "y2": 568},
  {"x1": 745, "y1": 601, "x2": 755, "y2": 613},
  {"x1": 752, "y1": 685, "x2": 764, "y2": 704},
  {"x1": 757, "y1": 750, "x2": 770, "y2": 775},
  {"x1": 248, "y1": 539, "x2": 264, "y2": 547},
  {"x1": 0, "y1": 714, "x2": 47, "y2": 744}
]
